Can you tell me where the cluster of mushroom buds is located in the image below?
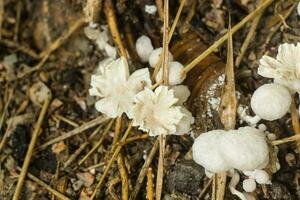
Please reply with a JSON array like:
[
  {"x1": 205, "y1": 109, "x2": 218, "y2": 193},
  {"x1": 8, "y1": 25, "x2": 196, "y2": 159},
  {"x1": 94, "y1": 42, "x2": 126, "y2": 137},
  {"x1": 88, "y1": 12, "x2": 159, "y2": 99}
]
[
  {"x1": 192, "y1": 126, "x2": 272, "y2": 199},
  {"x1": 89, "y1": 35, "x2": 194, "y2": 137}
]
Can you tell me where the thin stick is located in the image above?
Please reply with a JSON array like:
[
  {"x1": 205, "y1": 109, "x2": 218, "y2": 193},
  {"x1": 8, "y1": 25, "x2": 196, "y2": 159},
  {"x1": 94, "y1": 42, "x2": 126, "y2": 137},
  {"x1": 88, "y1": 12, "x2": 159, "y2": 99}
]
[
  {"x1": 182, "y1": 0, "x2": 275, "y2": 75},
  {"x1": 13, "y1": 97, "x2": 51, "y2": 200},
  {"x1": 290, "y1": 97, "x2": 300, "y2": 151},
  {"x1": 147, "y1": 168, "x2": 154, "y2": 200},
  {"x1": 272, "y1": 134, "x2": 300, "y2": 146},
  {"x1": 155, "y1": 0, "x2": 164, "y2": 21},
  {"x1": 90, "y1": 122, "x2": 133, "y2": 200},
  {"x1": 78, "y1": 119, "x2": 114, "y2": 166},
  {"x1": 162, "y1": 0, "x2": 169, "y2": 85},
  {"x1": 62, "y1": 124, "x2": 103, "y2": 169},
  {"x1": 199, "y1": 178, "x2": 213, "y2": 199},
  {"x1": 155, "y1": 135, "x2": 166, "y2": 200},
  {"x1": 235, "y1": 0, "x2": 264, "y2": 67},
  {"x1": 16, "y1": 167, "x2": 71, "y2": 200},
  {"x1": 55, "y1": 114, "x2": 79, "y2": 127},
  {"x1": 38, "y1": 116, "x2": 108, "y2": 151},
  {"x1": 130, "y1": 138, "x2": 159, "y2": 200},
  {"x1": 118, "y1": 152, "x2": 129, "y2": 200},
  {"x1": 104, "y1": 0, "x2": 127, "y2": 59},
  {"x1": 0, "y1": 88, "x2": 13, "y2": 134},
  {"x1": 152, "y1": 0, "x2": 186, "y2": 80}
]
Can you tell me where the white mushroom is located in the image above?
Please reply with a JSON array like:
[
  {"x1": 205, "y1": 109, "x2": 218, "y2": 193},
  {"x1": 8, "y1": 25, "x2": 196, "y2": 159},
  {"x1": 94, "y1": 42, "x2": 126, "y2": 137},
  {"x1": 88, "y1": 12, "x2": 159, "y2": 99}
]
[
  {"x1": 156, "y1": 61, "x2": 186, "y2": 85},
  {"x1": 242, "y1": 178, "x2": 257, "y2": 192},
  {"x1": 136, "y1": 35, "x2": 154, "y2": 62},
  {"x1": 192, "y1": 130, "x2": 231, "y2": 173},
  {"x1": 171, "y1": 85, "x2": 190, "y2": 105},
  {"x1": 148, "y1": 47, "x2": 173, "y2": 68},
  {"x1": 250, "y1": 83, "x2": 291, "y2": 121},
  {"x1": 218, "y1": 127, "x2": 269, "y2": 171},
  {"x1": 253, "y1": 169, "x2": 271, "y2": 184}
]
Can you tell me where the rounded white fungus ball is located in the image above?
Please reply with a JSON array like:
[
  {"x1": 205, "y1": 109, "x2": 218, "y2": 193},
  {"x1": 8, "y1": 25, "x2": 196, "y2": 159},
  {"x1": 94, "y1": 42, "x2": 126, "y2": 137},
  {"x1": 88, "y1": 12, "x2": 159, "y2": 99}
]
[
  {"x1": 148, "y1": 47, "x2": 173, "y2": 68},
  {"x1": 218, "y1": 126, "x2": 269, "y2": 171},
  {"x1": 136, "y1": 35, "x2": 154, "y2": 62},
  {"x1": 251, "y1": 83, "x2": 291, "y2": 121},
  {"x1": 242, "y1": 178, "x2": 257, "y2": 192},
  {"x1": 253, "y1": 169, "x2": 270, "y2": 184},
  {"x1": 171, "y1": 85, "x2": 190, "y2": 105},
  {"x1": 192, "y1": 130, "x2": 231, "y2": 173},
  {"x1": 156, "y1": 61, "x2": 186, "y2": 85}
]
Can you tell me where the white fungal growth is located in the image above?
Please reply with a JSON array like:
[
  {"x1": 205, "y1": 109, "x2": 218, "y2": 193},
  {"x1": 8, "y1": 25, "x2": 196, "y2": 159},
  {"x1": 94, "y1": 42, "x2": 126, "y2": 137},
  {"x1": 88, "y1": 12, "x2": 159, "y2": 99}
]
[
  {"x1": 175, "y1": 107, "x2": 194, "y2": 135},
  {"x1": 242, "y1": 178, "x2": 257, "y2": 193},
  {"x1": 171, "y1": 85, "x2": 190, "y2": 105},
  {"x1": 258, "y1": 43, "x2": 300, "y2": 93},
  {"x1": 136, "y1": 35, "x2": 154, "y2": 62},
  {"x1": 298, "y1": 2, "x2": 300, "y2": 16},
  {"x1": 219, "y1": 127, "x2": 269, "y2": 171},
  {"x1": 156, "y1": 61, "x2": 186, "y2": 85},
  {"x1": 89, "y1": 57, "x2": 152, "y2": 118},
  {"x1": 145, "y1": 5, "x2": 157, "y2": 15},
  {"x1": 253, "y1": 169, "x2": 271, "y2": 184},
  {"x1": 128, "y1": 86, "x2": 185, "y2": 136},
  {"x1": 192, "y1": 130, "x2": 231, "y2": 173},
  {"x1": 148, "y1": 47, "x2": 173, "y2": 68},
  {"x1": 251, "y1": 83, "x2": 291, "y2": 121}
]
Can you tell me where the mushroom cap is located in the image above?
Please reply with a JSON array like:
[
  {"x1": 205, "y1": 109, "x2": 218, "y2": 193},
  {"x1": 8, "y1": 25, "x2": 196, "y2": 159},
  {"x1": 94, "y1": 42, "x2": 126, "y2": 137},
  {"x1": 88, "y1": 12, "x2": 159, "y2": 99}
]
[
  {"x1": 148, "y1": 47, "x2": 173, "y2": 68},
  {"x1": 218, "y1": 127, "x2": 269, "y2": 171},
  {"x1": 156, "y1": 61, "x2": 186, "y2": 85},
  {"x1": 250, "y1": 83, "x2": 291, "y2": 121},
  {"x1": 253, "y1": 169, "x2": 270, "y2": 184},
  {"x1": 242, "y1": 178, "x2": 257, "y2": 192},
  {"x1": 171, "y1": 85, "x2": 191, "y2": 105},
  {"x1": 136, "y1": 35, "x2": 154, "y2": 62},
  {"x1": 192, "y1": 130, "x2": 231, "y2": 173}
]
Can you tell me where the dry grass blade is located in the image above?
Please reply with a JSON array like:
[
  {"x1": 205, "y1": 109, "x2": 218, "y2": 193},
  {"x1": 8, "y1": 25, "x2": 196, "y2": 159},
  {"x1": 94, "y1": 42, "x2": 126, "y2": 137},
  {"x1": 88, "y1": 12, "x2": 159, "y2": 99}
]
[
  {"x1": 117, "y1": 152, "x2": 129, "y2": 200},
  {"x1": 38, "y1": 116, "x2": 109, "y2": 151},
  {"x1": 214, "y1": 20, "x2": 236, "y2": 200},
  {"x1": 90, "y1": 122, "x2": 133, "y2": 200},
  {"x1": 156, "y1": 134, "x2": 166, "y2": 200},
  {"x1": 182, "y1": 0, "x2": 275, "y2": 75},
  {"x1": 13, "y1": 97, "x2": 51, "y2": 200},
  {"x1": 104, "y1": 0, "x2": 127, "y2": 59},
  {"x1": 235, "y1": 0, "x2": 265, "y2": 67},
  {"x1": 130, "y1": 138, "x2": 159, "y2": 200},
  {"x1": 272, "y1": 134, "x2": 300, "y2": 146},
  {"x1": 199, "y1": 178, "x2": 213, "y2": 199},
  {"x1": 0, "y1": 88, "x2": 13, "y2": 136}
]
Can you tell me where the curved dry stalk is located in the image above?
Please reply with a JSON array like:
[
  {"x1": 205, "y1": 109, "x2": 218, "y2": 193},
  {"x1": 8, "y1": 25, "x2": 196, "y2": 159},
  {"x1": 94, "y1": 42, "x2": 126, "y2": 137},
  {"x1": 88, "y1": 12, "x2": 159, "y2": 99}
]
[
  {"x1": 181, "y1": 0, "x2": 276, "y2": 75},
  {"x1": 13, "y1": 97, "x2": 51, "y2": 200},
  {"x1": 118, "y1": 152, "x2": 129, "y2": 200},
  {"x1": 272, "y1": 134, "x2": 300, "y2": 146}
]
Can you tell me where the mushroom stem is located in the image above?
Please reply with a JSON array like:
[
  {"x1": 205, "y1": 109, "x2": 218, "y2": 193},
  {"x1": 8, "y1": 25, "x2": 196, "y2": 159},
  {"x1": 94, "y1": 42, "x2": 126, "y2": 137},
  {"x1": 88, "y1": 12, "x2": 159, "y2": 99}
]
[{"x1": 228, "y1": 170, "x2": 247, "y2": 200}]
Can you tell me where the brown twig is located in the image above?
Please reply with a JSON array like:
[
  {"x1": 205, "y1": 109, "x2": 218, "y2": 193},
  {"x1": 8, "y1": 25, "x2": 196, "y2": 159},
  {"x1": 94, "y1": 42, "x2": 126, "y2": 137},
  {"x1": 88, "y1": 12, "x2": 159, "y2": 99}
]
[
  {"x1": 38, "y1": 116, "x2": 109, "y2": 151},
  {"x1": 78, "y1": 119, "x2": 114, "y2": 166},
  {"x1": 147, "y1": 168, "x2": 154, "y2": 200},
  {"x1": 108, "y1": 177, "x2": 121, "y2": 200},
  {"x1": 289, "y1": 97, "x2": 300, "y2": 150},
  {"x1": 130, "y1": 138, "x2": 159, "y2": 200},
  {"x1": 155, "y1": 0, "x2": 164, "y2": 21},
  {"x1": 13, "y1": 97, "x2": 51, "y2": 200},
  {"x1": 118, "y1": 152, "x2": 129, "y2": 200},
  {"x1": 104, "y1": 0, "x2": 127, "y2": 59},
  {"x1": 235, "y1": 0, "x2": 265, "y2": 67},
  {"x1": 182, "y1": 0, "x2": 276, "y2": 75},
  {"x1": 90, "y1": 122, "x2": 133, "y2": 200},
  {"x1": 155, "y1": 135, "x2": 166, "y2": 200},
  {"x1": 180, "y1": 0, "x2": 197, "y2": 34}
]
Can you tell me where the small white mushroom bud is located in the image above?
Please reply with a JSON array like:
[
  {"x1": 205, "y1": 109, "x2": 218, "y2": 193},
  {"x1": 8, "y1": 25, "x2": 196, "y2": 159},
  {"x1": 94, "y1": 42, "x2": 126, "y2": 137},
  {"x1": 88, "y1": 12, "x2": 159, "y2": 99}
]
[
  {"x1": 251, "y1": 83, "x2": 291, "y2": 121},
  {"x1": 242, "y1": 178, "x2": 257, "y2": 192},
  {"x1": 148, "y1": 47, "x2": 173, "y2": 68},
  {"x1": 156, "y1": 61, "x2": 186, "y2": 85},
  {"x1": 192, "y1": 130, "x2": 231, "y2": 173},
  {"x1": 253, "y1": 169, "x2": 271, "y2": 184},
  {"x1": 171, "y1": 85, "x2": 190, "y2": 105},
  {"x1": 136, "y1": 35, "x2": 154, "y2": 62}
]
